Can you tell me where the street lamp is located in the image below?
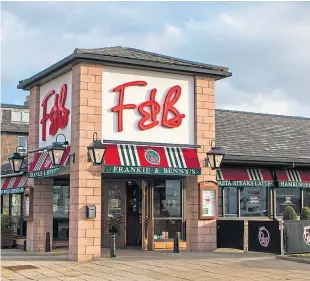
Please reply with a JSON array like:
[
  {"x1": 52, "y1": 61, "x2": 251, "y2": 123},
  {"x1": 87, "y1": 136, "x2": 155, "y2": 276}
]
[
  {"x1": 206, "y1": 140, "x2": 225, "y2": 170},
  {"x1": 47, "y1": 134, "x2": 68, "y2": 166},
  {"x1": 8, "y1": 147, "x2": 26, "y2": 173},
  {"x1": 87, "y1": 132, "x2": 107, "y2": 166}
]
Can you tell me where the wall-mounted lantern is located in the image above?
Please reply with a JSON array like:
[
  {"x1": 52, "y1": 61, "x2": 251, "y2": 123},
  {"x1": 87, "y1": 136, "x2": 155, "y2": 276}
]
[
  {"x1": 47, "y1": 134, "x2": 69, "y2": 166},
  {"x1": 8, "y1": 146, "x2": 26, "y2": 173},
  {"x1": 206, "y1": 139, "x2": 225, "y2": 170},
  {"x1": 87, "y1": 132, "x2": 107, "y2": 166}
]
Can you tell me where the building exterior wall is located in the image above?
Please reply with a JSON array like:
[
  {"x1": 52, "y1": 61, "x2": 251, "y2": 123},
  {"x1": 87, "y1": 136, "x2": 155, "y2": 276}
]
[
  {"x1": 26, "y1": 86, "x2": 54, "y2": 251},
  {"x1": 69, "y1": 63, "x2": 103, "y2": 261},
  {"x1": 1, "y1": 134, "x2": 20, "y2": 163},
  {"x1": 24, "y1": 59, "x2": 219, "y2": 260},
  {"x1": 186, "y1": 76, "x2": 217, "y2": 251}
]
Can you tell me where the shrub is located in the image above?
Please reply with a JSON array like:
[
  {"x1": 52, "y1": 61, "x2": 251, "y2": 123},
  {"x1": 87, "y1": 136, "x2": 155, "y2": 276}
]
[
  {"x1": 283, "y1": 206, "x2": 298, "y2": 220},
  {"x1": 300, "y1": 207, "x2": 310, "y2": 220},
  {"x1": 1, "y1": 214, "x2": 12, "y2": 229}
]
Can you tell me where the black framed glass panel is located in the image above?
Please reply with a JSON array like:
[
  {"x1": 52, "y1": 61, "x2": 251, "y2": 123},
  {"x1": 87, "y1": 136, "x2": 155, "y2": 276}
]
[
  {"x1": 218, "y1": 186, "x2": 223, "y2": 217},
  {"x1": 224, "y1": 187, "x2": 238, "y2": 216},
  {"x1": 240, "y1": 187, "x2": 267, "y2": 217},
  {"x1": 304, "y1": 189, "x2": 310, "y2": 207},
  {"x1": 2, "y1": 195, "x2": 10, "y2": 214},
  {"x1": 276, "y1": 188, "x2": 301, "y2": 216},
  {"x1": 53, "y1": 186, "x2": 69, "y2": 240},
  {"x1": 153, "y1": 180, "x2": 184, "y2": 241},
  {"x1": 154, "y1": 180, "x2": 181, "y2": 218}
]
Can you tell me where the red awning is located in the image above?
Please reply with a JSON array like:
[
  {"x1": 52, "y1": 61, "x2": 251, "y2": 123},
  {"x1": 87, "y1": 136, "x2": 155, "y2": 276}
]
[
  {"x1": 1, "y1": 175, "x2": 28, "y2": 194},
  {"x1": 217, "y1": 167, "x2": 273, "y2": 187},
  {"x1": 28, "y1": 146, "x2": 70, "y2": 178},
  {"x1": 103, "y1": 144, "x2": 201, "y2": 176},
  {"x1": 276, "y1": 170, "x2": 310, "y2": 188}
]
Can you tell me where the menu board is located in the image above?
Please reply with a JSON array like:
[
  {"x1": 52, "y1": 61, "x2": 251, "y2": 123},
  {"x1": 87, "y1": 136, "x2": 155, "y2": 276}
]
[{"x1": 201, "y1": 190, "x2": 216, "y2": 217}]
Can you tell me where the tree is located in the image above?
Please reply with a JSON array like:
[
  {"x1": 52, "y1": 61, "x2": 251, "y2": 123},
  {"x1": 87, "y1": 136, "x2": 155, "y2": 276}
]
[
  {"x1": 283, "y1": 206, "x2": 298, "y2": 220},
  {"x1": 300, "y1": 207, "x2": 310, "y2": 220}
]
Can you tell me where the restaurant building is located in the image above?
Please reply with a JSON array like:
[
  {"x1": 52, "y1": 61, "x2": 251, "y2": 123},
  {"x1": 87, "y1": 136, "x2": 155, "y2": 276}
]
[
  {"x1": 1, "y1": 103, "x2": 29, "y2": 238},
  {"x1": 215, "y1": 110, "x2": 310, "y2": 219},
  {"x1": 3, "y1": 47, "x2": 309, "y2": 260},
  {"x1": 2, "y1": 102, "x2": 310, "y2": 255},
  {"x1": 14, "y1": 47, "x2": 231, "y2": 261}
]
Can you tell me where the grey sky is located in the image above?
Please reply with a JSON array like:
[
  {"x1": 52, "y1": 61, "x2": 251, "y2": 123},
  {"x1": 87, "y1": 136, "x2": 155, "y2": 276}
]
[{"x1": 1, "y1": 1, "x2": 310, "y2": 117}]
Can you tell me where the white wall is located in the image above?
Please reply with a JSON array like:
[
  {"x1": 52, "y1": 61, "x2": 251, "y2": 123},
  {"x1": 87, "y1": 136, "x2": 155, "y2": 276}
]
[
  {"x1": 102, "y1": 66, "x2": 195, "y2": 145},
  {"x1": 39, "y1": 71, "x2": 72, "y2": 148}
]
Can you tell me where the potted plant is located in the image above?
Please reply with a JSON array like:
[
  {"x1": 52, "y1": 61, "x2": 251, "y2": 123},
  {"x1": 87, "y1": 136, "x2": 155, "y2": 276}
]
[
  {"x1": 300, "y1": 207, "x2": 310, "y2": 220},
  {"x1": 1, "y1": 214, "x2": 14, "y2": 248},
  {"x1": 283, "y1": 206, "x2": 298, "y2": 220}
]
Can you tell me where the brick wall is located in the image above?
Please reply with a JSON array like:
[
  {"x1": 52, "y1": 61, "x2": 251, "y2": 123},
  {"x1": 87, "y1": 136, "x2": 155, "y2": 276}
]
[
  {"x1": 26, "y1": 86, "x2": 53, "y2": 252},
  {"x1": 1, "y1": 134, "x2": 19, "y2": 163},
  {"x1": 186, "y1": 76, "x2": 217, "y2": 252},
  {"x1": 69, "y1": 63, "x2": 103, "y2": 261}
]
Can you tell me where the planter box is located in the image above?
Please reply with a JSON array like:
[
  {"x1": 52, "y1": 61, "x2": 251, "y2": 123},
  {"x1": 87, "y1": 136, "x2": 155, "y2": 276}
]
[{"x1": 1, "y1": 229, "x2": 14, "y2": 248}]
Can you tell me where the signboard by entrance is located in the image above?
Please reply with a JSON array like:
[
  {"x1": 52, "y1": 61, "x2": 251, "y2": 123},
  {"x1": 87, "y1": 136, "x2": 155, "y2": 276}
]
[
  {"x1": 199, "y1": 181, "x2": 218, "y2": 219},
  {"x1": 217, "y1": 180, "x2": 273, "y2": 187},
  {"x1": 104, "y1": 165, "x2": 200, "y2": 176},
  {"x1": 28, "y1": 167, "x2": 61, "y2": 178}
]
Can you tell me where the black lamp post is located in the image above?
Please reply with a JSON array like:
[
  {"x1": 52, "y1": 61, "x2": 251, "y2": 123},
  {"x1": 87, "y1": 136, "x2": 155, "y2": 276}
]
[
  {"x1": 206, "y1": 140, "x2": 225, "y2": 170},
  {"x1": 87, "y1": 132, "x2": 107, "y2": 166},
  {"x1": 47, "y1": 134, "x2": 68, "y2": 166},
  {"x1": 8, "y1": 146, "x2": 26, "y2": 173}
]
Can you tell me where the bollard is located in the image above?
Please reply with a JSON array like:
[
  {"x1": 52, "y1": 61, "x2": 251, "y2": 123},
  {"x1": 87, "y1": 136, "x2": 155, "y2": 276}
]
[
  {"x1": 23, "y1": 240, "x2": 26, "y2": 251},
  {"x1": 45, "y1": 232, "x2": 51, "y2": 252},
  {"x1": 173, "y1": 232, "x2": 180, "y2": 253},
  {"x1": 110, "y1": 234, "x2": 116, "y2": 258}
]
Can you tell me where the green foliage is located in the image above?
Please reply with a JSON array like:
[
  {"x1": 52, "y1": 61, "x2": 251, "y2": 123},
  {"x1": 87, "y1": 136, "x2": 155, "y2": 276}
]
[
  {"x1": 1, "y1": 214, "x2": 12, "y2": 229},
  {"x1": 300, "y1": 207, "x2": 310, "y2": 220},
  {"x1": 283, "y1": 206, "x2": 298, "y2": 220}
]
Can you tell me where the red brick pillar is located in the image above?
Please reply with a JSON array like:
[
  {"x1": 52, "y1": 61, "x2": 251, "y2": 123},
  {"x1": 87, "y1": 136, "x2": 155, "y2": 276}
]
[
  {"x1": 69, "y1": 63, "x2": 103, "y2": 261},
  {"x1": 26, "y1": 87, "x2": 53, "y2": 251},
  {"x1": 186, "y1": 76, "x2": 217, "y2": 252}
]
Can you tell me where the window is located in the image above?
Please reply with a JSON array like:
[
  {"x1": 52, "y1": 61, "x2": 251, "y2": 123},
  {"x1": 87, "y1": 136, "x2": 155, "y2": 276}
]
[
  {"x1": 153, "y1": 180, "x2": 185, "y2": 241},
  {"x1": 1, "y1": 194, "x2": 25, "y2": 236},
  {"x1": 18, "y1": 136, "x2": 27, "y2": 154},
  {"x1": 303, "y1": 189, "x2": 310, "y2": 208},
  {"x1": 276, "y1": 188, "x2": 301, "y2": 216},
  {"x1": 224, "y1": 186, "x2": 238, "y2": 216},
  {"x1": 2, "y1": 195, "x2": 10, "y2": 214},
  {"x1": 11, "y1": 111, "x2": 29, "y2": 123},
  {"x1": 240, "y1": 187, "x2": 267, "y2": 217},
  {"x1": 218, "y1": 186, "x2": 223, "y2": 217},
  {"x1": 53, "y1": 186, "x2": 69, "y2": 240}
]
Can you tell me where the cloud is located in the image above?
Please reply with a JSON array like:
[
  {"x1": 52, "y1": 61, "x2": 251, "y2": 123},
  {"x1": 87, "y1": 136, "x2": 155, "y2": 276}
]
[
  {"x1": 1, "y1": 2, "x2": 310, "y2": 118},
  {"x1": 216, "y1": 80, "x2": 309, "y2": 117}
]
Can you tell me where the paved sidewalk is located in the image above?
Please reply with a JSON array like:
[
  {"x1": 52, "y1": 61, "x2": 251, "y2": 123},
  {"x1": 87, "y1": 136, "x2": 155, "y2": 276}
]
[{"x1": 1, "y1": 248, "x2": 310, "y2": 281}]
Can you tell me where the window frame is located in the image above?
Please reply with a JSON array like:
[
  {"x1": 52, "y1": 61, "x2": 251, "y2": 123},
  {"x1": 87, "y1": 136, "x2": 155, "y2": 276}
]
[
  {"x1": 219, "y1": 186, "x2": 271, "y2": 218},
  {"x1": 274, "y1": 187, "x2": 302, "y2": 217},
  {"x1": 11, "y1": 110, "x2": 29, "y2": 123},
  {"x1": 17, "y1": 136, "x2": 28, "y2": 154}
]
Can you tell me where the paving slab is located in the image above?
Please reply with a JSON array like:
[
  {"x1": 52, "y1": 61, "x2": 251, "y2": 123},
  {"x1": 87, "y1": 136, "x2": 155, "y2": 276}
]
[{"x1": 2, "y1": 248, "x2": 310, "y2": 280}]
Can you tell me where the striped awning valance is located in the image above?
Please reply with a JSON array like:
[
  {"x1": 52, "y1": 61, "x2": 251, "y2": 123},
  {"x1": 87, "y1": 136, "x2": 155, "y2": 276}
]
[
  {"x1": 276, "y1": 170, "x2": 310, "y2": 188},
  {"x1": 217, "y1": 167, "x2": 273, "y2": 187},
  {"x1": 103, "y1": 144, "x2": 201, "y2": 176}
]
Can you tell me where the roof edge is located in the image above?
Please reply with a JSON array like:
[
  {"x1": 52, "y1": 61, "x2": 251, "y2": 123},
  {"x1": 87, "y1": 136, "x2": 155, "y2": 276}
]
[{"x1": 18, "y1": 52, "x2": 232, "y2": 90}]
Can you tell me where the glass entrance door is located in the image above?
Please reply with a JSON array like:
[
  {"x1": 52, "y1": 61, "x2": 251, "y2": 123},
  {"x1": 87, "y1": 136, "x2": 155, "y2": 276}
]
[{"x1": 141, "y1": 180, "x2": 154, "y2": 250}]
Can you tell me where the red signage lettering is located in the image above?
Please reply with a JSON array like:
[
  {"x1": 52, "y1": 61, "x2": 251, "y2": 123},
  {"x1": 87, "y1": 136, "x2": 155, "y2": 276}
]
[
  {"x1": 112, "y1": 81, "x2": 185, "y2": 132},
  {"x1": 40, "y1": 84, "x2": 70, "y2": 141}
]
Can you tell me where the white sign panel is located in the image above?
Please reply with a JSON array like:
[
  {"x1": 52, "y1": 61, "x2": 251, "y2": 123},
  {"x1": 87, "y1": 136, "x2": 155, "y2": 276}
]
[
  {"x1": 39, "y1": 71, "x2": 72, "y2": 148},
  {"x1": 102, "y1": 66, "x2": 194, "y2": 145},
  {"x1": 202, "y1": 190, "x2": 216, "y2": 217}
]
